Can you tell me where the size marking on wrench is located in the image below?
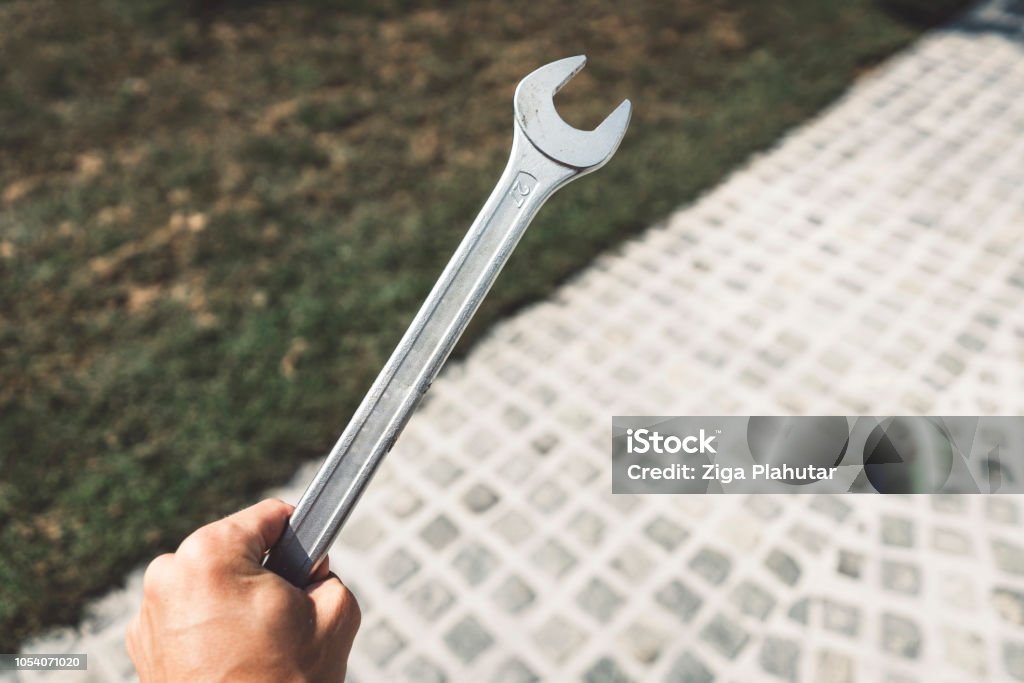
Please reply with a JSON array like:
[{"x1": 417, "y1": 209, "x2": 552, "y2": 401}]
[
  {"x1": 264, "y1": 55, "x2": 631, "y2": 586},
  {"x1": 509, "y1": 172, "x2": 537, "y2": 207}
]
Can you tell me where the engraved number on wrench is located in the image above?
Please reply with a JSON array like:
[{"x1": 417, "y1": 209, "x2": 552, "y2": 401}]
[{"x1": 509, "y1": 171, "x2": 537, "y2": 208}]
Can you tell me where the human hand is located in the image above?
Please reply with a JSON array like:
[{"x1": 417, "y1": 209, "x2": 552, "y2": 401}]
[{"x1": 127, "y1": 499, "x2": 360, "y2": 682}]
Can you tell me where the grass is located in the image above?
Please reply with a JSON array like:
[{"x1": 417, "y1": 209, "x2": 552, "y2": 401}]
[{"x1": 0, "y1": 0, "x2": 967, "y2": 648}]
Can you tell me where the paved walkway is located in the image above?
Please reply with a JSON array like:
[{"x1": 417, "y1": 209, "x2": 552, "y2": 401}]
[{"x1": 12, "y1": 1, "x2": 1024, "y2": 681}]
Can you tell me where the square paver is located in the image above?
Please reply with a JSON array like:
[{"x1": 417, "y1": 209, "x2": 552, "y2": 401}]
[
  {"x1": 699, "y1": 614, "x2": 750, "y2": 660},
  {"x1": 576, "y1": 577, "x2": 625, "y2": 622},
  {"x1": 444, "y1": 615, "x2": 494, "y2": 664},
  {"x1": 363, "y1": 619, "x2": 406, "y2": 667},
  {"x1": 379, "y1": 548, "x2": 421, "y2": 589},
  {"x1": 420, "y1": 515, "x2": 459, "y2": 551},
  {"x1": 452, "y1": 542, "x2": 498, "y2": 586},
  {"x1": 493, "y1": 575, "x2": 536, "y2": 614},
  {"x1": 654, "y1": 580, "x2": 702, "y2": 623},
  {"x1": 532, "y1": 615, "x2": 587, "y2": 664},
  {"x1": 463, "y1": 483, "x2": 500, "y2": 514},
  {"x1": 531, "y1": 538, "x2": 577, "y2": 578},
  {"x1": 406, "y1": 577, "x2": 456, "y2": 621}
]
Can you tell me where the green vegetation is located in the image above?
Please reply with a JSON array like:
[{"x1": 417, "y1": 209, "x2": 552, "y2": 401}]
[{"x1": 0, "y1": 0, "x2": 966, "y2": 648}]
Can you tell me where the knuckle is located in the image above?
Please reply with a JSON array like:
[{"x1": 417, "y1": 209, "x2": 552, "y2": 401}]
[
  {"x1": 260, "y1": 586, "x2": 297, "y2": 620},
  {"x1": 173, "y1": 538, "x2": 205, "y2": 566},
  {"x1": 333, "y1": 583, "x2": 361, "y2": 629},
  {"x1": 176, "y1": 525, "x2": 225, "y2": 565},
  {"x1": 142, "y1": 553, "x2": 176, "y2": 595},
  {"x1": 222, "y1": 519, "x2": 250, "y2": 542}
]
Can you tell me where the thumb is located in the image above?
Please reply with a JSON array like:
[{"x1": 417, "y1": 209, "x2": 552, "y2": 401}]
[
  {"x1": 306, "y1": 573, "x2": 361, "y2": 649},
  {"x1": 176, "y1": 498, "x2": 295, "y2": 570},
  {"x1": 219, "y1": 498, "x2": 294, "y2": 564}
]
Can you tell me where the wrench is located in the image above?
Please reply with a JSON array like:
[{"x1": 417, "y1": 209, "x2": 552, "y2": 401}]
[{"x1": 264, "y1": 55, "x2": 631, "y2": 586}]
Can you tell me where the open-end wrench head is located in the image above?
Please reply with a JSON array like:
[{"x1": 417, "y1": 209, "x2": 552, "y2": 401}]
[{"x1": 514, "y1": 55, "x2": 632, "y2": 171}]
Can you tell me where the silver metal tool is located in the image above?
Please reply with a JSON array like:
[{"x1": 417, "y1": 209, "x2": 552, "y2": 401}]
[{"x1": 264, "y1": 55, "x2": 631, "y2": 586}]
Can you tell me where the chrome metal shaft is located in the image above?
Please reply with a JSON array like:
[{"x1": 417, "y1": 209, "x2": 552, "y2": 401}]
[{"x1": 264, "y1": 56, "x2": 630, "y2": 585}]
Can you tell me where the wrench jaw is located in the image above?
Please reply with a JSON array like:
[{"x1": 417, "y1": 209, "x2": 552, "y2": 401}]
[{"x1": 514, "y1": 55, "x2": 632, "y2": 173}]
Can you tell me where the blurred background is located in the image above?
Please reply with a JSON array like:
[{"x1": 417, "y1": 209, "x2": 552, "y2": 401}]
[{"x1": 0, "y1": 0, "x2": 998, "y2": 673}]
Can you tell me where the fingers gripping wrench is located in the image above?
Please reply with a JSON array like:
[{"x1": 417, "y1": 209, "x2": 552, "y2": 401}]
[{"x1": 264, "y1": 56, "x2": 631, "y2": 585}]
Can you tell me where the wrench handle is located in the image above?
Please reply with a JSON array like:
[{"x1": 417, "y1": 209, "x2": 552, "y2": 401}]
[{"x1": 264, "y1": 124, "x2": 579, "y2": 586}]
